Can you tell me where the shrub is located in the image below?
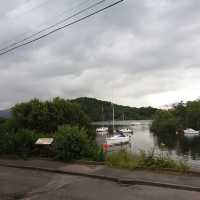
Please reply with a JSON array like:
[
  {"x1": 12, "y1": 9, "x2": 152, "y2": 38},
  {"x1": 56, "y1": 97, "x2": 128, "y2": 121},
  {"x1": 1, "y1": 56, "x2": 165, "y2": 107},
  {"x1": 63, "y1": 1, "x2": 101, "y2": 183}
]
[
  {"x1": 106, "y1": 150, "x2": 139, "y2": 170},
  {"x1": 150, "y1": 110, "x2": 177, "y2": 135},
  {"x1": 0, "y1": 130, "x2": 15, "y2": 155},
  {"x1": 53, "y1": 125, "x2": 98, "y2": 161},
  {"x1": 11, "y1": 97, "x2": 90, "y2": 133},
  {"x1": 14, "y1": 129, "x2": 41, "y2": 157},
  {"x1": 106, "y1": 150, "x2": 189, "y2": 172},
  {"x1": 0, "y1": 128, "x2": 43, "y2": 157}
]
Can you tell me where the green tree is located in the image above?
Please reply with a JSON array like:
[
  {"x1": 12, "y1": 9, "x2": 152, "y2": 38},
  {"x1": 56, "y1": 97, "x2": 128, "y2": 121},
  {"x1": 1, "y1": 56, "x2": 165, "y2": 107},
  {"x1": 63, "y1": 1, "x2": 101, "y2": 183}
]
[
  {"x1": 53, "y1": 125, "x2": 97, "y2": 161},
  {"x1": 185, "y1": 101, "x2": 200, "y2": 130},
  {"x1": 11, "y1": 97, "x2": 90, "y2": 134},
  {"x1": 151, "y1": 110, "x2": 177, "y2": 135}
]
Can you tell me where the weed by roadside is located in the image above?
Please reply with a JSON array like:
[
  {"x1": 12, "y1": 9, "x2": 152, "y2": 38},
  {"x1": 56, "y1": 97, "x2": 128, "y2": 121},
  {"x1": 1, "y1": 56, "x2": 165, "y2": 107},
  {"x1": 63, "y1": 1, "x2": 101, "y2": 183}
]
[{"x1": 105, "y1": 149, "x2": 189, "y2": 172}]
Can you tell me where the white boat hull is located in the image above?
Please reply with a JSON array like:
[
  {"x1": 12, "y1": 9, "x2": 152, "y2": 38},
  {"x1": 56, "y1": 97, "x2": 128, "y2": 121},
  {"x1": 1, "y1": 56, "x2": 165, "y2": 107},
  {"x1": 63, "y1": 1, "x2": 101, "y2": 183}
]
[
  {"x1": 106, "y1": 136, "x2": 130, "y2": 145},
  {"x1": 97, "y1": 131, "x2": 108, "y2": 136},
  {"x1": 119, "y1": 129, "x2": 133, "y2": 133},
  {"x1": 183, "y1": 129, "x2": 199, "y2": 137},
  {"x1": 96, "y1": 127, "x2": 108, "y2": 132}
]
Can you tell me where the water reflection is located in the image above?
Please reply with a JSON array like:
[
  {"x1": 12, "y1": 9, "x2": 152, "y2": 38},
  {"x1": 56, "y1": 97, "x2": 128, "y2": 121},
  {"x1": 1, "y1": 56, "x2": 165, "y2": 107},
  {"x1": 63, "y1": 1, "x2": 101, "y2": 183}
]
[
  {"x1": 94, "y1": 120, "x2": 200, "y2": 166},
  {"x1": 177, "y1": 136, "x2": 200, "y2": 159}
]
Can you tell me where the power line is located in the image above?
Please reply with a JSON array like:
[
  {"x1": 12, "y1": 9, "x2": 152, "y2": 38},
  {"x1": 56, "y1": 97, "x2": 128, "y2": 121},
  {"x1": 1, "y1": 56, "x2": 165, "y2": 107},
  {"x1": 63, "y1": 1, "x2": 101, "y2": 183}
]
[
  {"x1": 0, "y1": 0, "x2": 55, "y2": 47},
  {"x1": 0, "y1": 0, "x2": 124, "y2": 56},
  {"x1": 0, "y1": 0, "x2": 94, "y2": 51},
  {"x1": 0, "y1": 0, "x2": 105, "y2": 52}
]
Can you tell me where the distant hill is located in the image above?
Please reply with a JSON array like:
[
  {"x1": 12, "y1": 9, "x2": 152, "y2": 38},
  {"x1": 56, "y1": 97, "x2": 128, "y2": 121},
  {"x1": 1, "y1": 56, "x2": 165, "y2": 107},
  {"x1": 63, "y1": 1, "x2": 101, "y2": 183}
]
[
  {"x1": 0, "y1": 109, "x2": 11, "y2": 119},
  {"x1": 0, "y1": 97, "x2": 158, "y2": 121},
  {"x1": 71, "y1": 97, "x2": 158, "y2": 121}
]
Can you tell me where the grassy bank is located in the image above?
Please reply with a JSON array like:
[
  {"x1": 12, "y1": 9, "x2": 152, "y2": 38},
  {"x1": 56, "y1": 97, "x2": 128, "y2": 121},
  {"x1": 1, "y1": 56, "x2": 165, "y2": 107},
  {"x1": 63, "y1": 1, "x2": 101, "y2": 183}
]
[{"x1": 105, "y1": 150, "x2": 189, "y2": 172}]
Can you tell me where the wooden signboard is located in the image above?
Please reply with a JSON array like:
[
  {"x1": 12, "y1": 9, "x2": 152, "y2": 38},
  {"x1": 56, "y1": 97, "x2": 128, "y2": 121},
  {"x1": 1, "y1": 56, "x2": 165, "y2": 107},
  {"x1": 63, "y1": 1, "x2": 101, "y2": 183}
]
[{"x1": 35, "y1": 138, "x2": 54, "y2": 145}]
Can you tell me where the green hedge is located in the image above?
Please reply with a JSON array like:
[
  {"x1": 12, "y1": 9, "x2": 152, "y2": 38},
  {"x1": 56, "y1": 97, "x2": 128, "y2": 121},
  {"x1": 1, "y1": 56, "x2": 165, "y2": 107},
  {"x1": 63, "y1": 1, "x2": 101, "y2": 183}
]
[
  {"x1": 53, "y1": 125, "x2": 98, "y2": 161},
  {"x1": 0, "y1": 129, "x2": 43, "y2": 157}
]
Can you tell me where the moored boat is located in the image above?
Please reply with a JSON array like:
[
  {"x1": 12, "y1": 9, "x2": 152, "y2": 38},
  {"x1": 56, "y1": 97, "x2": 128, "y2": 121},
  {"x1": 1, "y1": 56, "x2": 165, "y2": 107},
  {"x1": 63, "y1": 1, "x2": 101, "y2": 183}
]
[
  {"x1": 96, "y1": 127, "x2": 108, "y2": 134},
  {"x1": 96, "y1": 105, "x2": 108, "y2": 135},
  {"x1": 106, "y1": 132, "x2": 130, "y2": 145},
  {"x1": 119, "y1": 128, "x2": 133, "y2": 135}
]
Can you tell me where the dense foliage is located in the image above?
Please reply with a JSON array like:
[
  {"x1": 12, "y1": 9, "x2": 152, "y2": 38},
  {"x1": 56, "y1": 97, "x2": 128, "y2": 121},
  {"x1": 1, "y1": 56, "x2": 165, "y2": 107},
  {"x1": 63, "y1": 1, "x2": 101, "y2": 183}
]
[
  {"x1": 0, "y1": 97, "x2": 97, "y2": 160},
  {"x1": 151, "y1": 100, "x2": 200, "y2": 135},
  {"x1": 11, "y1": 97, "x2": 90, "y2": 133},
  {"x1": 151, "y1": 110, "x2": 177, "y2": 134},
  {"x1": 106, "y1": 150, "x2": 189, "y2": 172},
  {"x1": 0, "y1": 129, "x2": 42, "y2": 156},
  {"x1": 0, "y1": 97, "x2": 158, "y2": 122},
  {"x1": 53, "y1": 125, "x2": 98, "y2": 161},
  {"x1": 72, "y1": 97, "x2": 158, "y2": 121}
]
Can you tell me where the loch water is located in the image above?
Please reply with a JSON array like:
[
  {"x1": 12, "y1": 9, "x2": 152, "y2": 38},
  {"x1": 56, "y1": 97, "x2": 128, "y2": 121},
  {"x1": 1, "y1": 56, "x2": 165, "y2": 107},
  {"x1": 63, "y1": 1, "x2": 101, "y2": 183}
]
[{"x1": 93, "y1": 120, "x2": 200, "y2": 169}]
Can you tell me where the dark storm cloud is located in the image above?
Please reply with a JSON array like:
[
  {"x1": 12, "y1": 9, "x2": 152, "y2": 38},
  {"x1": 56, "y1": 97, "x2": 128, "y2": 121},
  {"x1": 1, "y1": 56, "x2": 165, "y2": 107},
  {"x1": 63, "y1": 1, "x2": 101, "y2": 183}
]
[{"x1": 0, "y1": 0, "x2": 200, "y2": 109}]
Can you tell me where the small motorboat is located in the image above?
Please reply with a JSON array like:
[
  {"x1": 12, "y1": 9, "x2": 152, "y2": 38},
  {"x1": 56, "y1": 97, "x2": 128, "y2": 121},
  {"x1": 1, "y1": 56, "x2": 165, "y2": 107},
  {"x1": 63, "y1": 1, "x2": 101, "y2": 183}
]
[
  {"x1": 183, "y1": 128, "x2": 199, "y2": 137},
  {"x1": 106, "y1": 132, "x2": 130, "y2": 145},
  {"x1": 96, "y1": 127, "x2": 108, "y2": 135},
  {"x1": 119, "y1": 128, "x2": 133, "y2": 135}
]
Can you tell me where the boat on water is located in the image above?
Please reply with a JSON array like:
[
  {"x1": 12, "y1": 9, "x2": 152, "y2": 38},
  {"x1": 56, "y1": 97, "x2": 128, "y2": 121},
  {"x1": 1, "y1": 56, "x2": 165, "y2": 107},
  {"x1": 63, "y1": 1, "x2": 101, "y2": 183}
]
[
  {"x1": 119, "y1": 128, "x2": 133, "y2": 135},
  {"x1": 96, "y1": 105, "x2": 108, "y2": 135},
  {"x1": 105, "y1": 104, "x2": 132, "y2": 145},
  {"x1": 119, "y1": 113, "x2": 133, "y2": 135},
  {"x1": 183, "y1": 128, "x2": 200, "y2": 137},
  {"x1": 96, "y1": 127, "x2": 108, "y2": 134},
  {"x1": 106, "y1": 132, "x2": 130, "y2": 145}
]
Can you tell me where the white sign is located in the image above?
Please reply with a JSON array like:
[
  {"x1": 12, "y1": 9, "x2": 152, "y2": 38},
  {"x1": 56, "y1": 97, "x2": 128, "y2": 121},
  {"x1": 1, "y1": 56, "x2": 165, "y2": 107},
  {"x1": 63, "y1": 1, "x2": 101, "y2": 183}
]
[{"x1": 35, "y1": 138, "x2": 54, "y2": 145}]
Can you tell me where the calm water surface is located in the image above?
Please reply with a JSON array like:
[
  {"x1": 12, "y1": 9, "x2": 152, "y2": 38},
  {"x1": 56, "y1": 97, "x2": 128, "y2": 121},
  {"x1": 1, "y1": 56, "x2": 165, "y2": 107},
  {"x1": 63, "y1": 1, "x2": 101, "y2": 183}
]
[{"x1": 93, "y1": 120, "x2": 200, "y2": 169}]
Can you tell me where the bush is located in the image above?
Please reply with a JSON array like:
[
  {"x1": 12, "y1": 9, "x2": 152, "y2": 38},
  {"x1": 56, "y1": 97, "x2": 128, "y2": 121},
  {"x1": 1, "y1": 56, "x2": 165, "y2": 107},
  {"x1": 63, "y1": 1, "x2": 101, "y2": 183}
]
[
  {"x1": 53, "y1": 125, "x2": 98, "y2": 161},
  {"x1": 106, "y1": 150, "x2": 139, "y2": 170},
  {"x1": 11, "y1": 97, "x2": 90, "y2": 133},
  {"x1": 106, "y1": 150, "x2": 189, "y2": 172},
  {"x1": 151, "y1": 110, "x2": 177, "y2": 135},
  {"x1": 14, "y1": 129, "x2": 41, "y2": 157},
  {"x1": 0, "y1": 130, "x2": 15, "y2": 155},
  {"x1": 0, "y1": 128, "x2": 43, "y2": 157}
]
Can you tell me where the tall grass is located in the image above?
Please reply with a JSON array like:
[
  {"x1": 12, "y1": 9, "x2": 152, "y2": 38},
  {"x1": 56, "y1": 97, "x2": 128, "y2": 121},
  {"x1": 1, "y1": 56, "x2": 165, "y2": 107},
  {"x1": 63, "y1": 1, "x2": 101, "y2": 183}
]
[{"x1": 105, "y1": 150, "x2": 189, "y2": 172}]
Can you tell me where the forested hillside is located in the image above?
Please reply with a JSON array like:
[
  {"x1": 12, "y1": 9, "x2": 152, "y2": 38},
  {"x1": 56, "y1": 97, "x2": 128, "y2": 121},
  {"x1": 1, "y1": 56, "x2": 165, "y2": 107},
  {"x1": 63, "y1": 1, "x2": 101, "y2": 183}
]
[{"x1": 72, "y1": 97, "x2": 158, "y2": 121}]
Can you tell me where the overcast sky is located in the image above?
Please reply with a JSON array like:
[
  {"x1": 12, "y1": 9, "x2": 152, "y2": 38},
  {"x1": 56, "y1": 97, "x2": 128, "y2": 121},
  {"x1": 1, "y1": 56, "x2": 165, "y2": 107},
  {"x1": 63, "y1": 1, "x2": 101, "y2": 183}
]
[{"x1": 0, "y1": 0, "x2": 200, "y2": 109}]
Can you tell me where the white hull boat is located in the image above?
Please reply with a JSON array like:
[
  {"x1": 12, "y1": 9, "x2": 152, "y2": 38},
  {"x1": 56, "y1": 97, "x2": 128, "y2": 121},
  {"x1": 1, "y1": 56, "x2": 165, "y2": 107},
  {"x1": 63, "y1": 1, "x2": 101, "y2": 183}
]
[
  {"x1": 119, "y1": 128, "x2": 133, "y2": 135},
  {"x1": 96, "y1": 127, "x2": 108, "y2": 132},
  {"x1": 106, "y1": 133, "x2": 130, "y2": 145},
  {"x1": 96, "y1": 127, "x2": 108, "y2": 135},
  {"x1": 184, "y1": 128, "x2": 199, "y2": 137}
]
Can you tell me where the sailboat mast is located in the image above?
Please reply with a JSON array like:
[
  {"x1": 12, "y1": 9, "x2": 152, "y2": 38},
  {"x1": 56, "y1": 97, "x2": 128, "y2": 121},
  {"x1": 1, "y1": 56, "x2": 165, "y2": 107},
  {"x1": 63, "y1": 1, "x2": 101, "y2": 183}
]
[
  {"x1": 112, "y1": 103, "x2": 115, "y2": 130},
  {"x1": 102, "y1": 105, "x2": 104, "y2": 127},
  {"x1": 102, "y1": 105, "x2": 104, "y2": 121}
]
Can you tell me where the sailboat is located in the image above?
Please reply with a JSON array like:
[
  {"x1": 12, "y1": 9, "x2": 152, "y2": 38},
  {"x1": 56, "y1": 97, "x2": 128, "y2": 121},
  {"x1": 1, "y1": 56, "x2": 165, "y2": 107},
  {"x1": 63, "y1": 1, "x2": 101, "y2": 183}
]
[
  {"x1": 96, "y1": 105, "x2": 108, "y2": 134},
  {"x1": 119, "y1": 112, "x2": 133, "y2": 135},
  {"x1": 106, "y1": 104, "x2": 130, "y2": 145}
]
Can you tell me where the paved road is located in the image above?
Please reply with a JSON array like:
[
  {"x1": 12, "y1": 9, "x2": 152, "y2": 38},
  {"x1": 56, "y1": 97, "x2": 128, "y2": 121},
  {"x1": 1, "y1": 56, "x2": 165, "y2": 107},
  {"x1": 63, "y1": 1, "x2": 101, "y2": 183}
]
[{"x1": 0, "y1": 166, "x2": 199, "y2": 200}]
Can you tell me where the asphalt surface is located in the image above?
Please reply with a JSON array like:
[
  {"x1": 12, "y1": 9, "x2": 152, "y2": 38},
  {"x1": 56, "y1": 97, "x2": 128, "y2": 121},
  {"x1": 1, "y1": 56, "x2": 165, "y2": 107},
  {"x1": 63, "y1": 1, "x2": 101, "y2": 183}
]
[{"x1": 0, "y1": 166, "x2": 199, "y2": 200}]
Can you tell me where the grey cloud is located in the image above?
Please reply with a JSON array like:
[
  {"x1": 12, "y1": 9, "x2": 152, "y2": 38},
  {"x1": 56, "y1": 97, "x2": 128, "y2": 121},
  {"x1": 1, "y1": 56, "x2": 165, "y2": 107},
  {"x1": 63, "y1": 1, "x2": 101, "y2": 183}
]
[{"x1": 0, "y1": 0, "x2": 200, "y2": 109}]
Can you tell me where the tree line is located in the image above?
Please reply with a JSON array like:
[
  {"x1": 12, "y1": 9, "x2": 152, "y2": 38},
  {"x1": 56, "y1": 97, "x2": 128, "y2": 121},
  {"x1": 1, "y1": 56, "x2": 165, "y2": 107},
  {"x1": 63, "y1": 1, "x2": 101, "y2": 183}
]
[
  {"x1": 72, "y1": 97, "x2": 158, "y2": 121},
  {"x1": 151, "y1": 100, "x2": 200, "y2": 135}
]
